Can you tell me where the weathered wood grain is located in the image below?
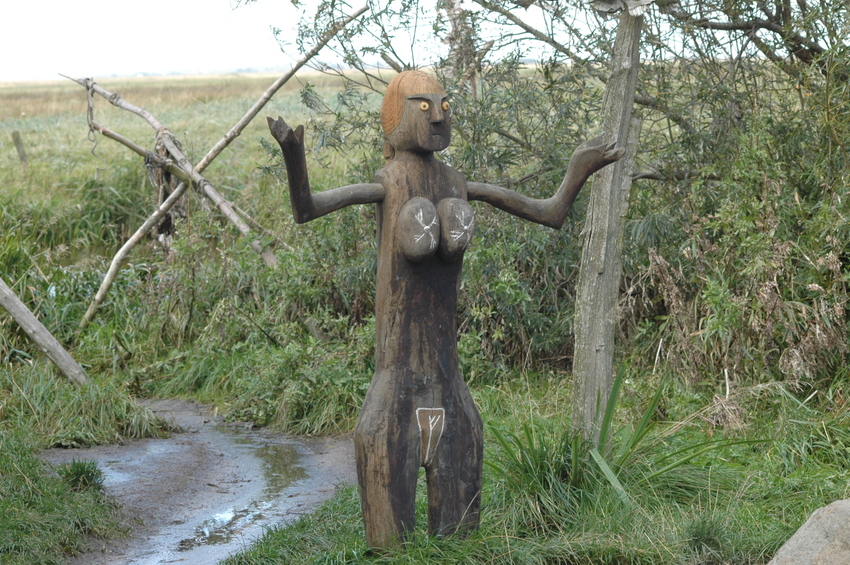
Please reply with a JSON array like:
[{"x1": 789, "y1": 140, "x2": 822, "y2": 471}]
[{"x1": 572, "y1": 10, "x2": 643, "y2": 444}]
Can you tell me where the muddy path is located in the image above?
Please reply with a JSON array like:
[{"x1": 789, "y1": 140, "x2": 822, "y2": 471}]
[{"x1": 41, "y1": 399, "x2": 356, "y2": 565}]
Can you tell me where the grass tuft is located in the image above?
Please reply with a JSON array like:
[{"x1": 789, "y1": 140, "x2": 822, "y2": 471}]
[
  {"x1": 0, "y1": 432, "x2": 122, "y2": 565},
  {"x1": 55, "y1": 459, "x2": 106, "y2": 493}
]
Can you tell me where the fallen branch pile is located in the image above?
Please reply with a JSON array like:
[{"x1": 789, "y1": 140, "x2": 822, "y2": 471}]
[{"x1": 73, "y1": 5, "x2": 368, "y2": 332}]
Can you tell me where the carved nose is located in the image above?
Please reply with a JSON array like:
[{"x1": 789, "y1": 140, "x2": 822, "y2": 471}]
[{"x1": 430, "y1": 105, "x2": 445, "y2": 123}]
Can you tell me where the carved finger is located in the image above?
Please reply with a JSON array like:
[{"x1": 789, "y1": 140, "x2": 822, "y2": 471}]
[
  {"x1": 604, "y1": 147, "x2": 626, "y2": 162},
  {"x1": 267, "y1": 116, "x2": 303, "y2": 146},
  {"x1": 267, "y1": 116, "x2": 289, "y2": 141}
]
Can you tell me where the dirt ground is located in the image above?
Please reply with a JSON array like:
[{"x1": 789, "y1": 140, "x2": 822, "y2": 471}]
[{"x1": 40, "y1": 399, "x2": 356, "y2": 565}]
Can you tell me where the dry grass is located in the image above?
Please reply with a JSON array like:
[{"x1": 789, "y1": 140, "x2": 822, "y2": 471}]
[{"x1": 0, "y1": 70, "x2": 355, "y2": 121}]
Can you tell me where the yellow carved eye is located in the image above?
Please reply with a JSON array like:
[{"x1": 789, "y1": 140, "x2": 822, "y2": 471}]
[
  {"x1": 441, "y1": 100, "x2": 450, "y2": 111},
  {"x1": 419, "y1": 101, "x2": 430, "y2": 111}
]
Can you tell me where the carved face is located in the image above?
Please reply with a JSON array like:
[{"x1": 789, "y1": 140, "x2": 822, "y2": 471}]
[{"x1": 386, "y1": 93, "x2": 451, "y2": 154}]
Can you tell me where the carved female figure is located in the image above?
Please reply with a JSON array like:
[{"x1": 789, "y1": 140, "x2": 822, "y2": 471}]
[{"x1": 268, "y1": 70, "x2": 622, "y2": 548}]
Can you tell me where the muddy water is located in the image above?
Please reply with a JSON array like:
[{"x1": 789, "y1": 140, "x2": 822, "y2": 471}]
[
  {"x1": 41, "y1": 400, "x2": 356, "y2": 565},
  {"x1": 174, "y1": 434, "x2": 306, "y2": 552}
]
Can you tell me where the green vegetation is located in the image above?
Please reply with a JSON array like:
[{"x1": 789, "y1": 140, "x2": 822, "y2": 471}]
[
  {"x1": 0, "y1": 431, "x2": 122, "y2": 565},
  {"x1": 220, "y1": 372, "x2": 850, "y2": 564},
  {"x1": 1, "y1": 1, "x2": 849, "y2": 560}
]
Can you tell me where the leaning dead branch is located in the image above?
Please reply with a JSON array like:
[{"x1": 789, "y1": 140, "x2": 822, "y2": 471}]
[
  {"x1": 1, "y1": 277, "x2": 88, "y2": 387},
  {"x1": 195, "y1": 4, "x2": 369, "y2": 173},
  {"x1": 66, "y1": 76, "x2": 279, "y2": 267},
  {"x1": 73, "y1": 5, "x2": 368, "y2": 332}
]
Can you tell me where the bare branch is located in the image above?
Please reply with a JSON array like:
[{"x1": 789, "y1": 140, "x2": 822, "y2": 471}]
[
  {"x1": 380, "y1": 51, "x2": 404, "y2": 73},
  {"x1": 632, "y1": 169, "x2": 721, "y2": 181},
  {"x1": 196, "y1": 5, "x2": 368, "y2": 173},
  {"x1": 471, "y1": 0, "x2": 607, "y2": 82},
  {"x1": 494, "y1": 128, "x2": 529, "y2": 148},
  {"x1": 63, "y1": 75, "x2": 165, "y2": 129},
  {"x1": 665, "y1": 7, "x2": 825, "y2": 62},
  {"x1": 1, "y1": 277, "x2": 88, "y2": 387},
  {"x1": 73, "y1": 6, "x2": 368, "y2": 331},
  {"x1": 89, "y1": 121, "x2": 179, "y2": 177},
  {"x1": 633, "y1": 93, "x2": 696, "y2": 135},
  {"x1": 746, "y1": 29, "x2": 800, "y2": 78}
]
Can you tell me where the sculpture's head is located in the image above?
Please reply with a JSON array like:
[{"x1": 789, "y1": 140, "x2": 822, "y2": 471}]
[{"x1": 381, "y1": 70, "x2": 450, "y2": 160}]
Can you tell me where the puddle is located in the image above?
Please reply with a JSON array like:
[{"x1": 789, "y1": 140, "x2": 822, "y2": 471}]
[
  {"x1": 178, "y1": 508, "x2": 259, "y2": 550},
  {"x1": 41, "y1": 399, "x2": 356, "y2": 565},
  {"x1": 232, "y1": 433, "x2": 308, "y2": 495},
  {"x1": 175, "y1": 428, "x2": 309, "y2": 554}
]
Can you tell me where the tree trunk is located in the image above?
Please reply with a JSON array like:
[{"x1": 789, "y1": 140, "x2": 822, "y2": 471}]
[
  {"x1": 0, "y1": 277, "x2": 88, "y2": 387},
  {"x1": 571, "y1": 10, "x2": 643, "y2": 445},
  {"x1": 441, "y1": 0, "x2": 482, "y2": 97}
]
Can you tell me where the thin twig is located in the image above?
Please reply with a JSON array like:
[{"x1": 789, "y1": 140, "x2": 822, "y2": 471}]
[
  {"x1": 233, "y1": 205, "x2": 295, "y2": 252},
  {"x1": 90, "y1": 121, "x2": 179, "y2": 177}
]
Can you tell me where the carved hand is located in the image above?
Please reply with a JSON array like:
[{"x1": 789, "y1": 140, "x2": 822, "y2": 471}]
[
  {"x1": 266, "y1": 116, "x2": 385, "y2": 223},
  {"x1": 569, "y1": 135, "x2": 625, "y2": 179},
  {"x1": 267, "y1": 116, "x2": 305, "y2": 150},
  {"x1": 267, "y1": 116, "x2": 314, "y2": 223}
]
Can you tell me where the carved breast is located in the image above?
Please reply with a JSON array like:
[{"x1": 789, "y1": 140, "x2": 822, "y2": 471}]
[{"x1": 397, "y1": 197, "x2": 475, "y2": 263}]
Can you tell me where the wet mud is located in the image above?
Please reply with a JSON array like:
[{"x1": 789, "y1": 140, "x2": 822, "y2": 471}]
[{"x1": 41, "y1": 399, "x2": 356, "y2": 564}]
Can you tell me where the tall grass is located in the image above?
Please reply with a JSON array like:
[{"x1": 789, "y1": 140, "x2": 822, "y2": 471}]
[
  {"x1": 0, "y1": 362, "x2": 169, "y2": 447},
  {"x1": 224, "y1": 369, "x2": 843, "y2": 564}
]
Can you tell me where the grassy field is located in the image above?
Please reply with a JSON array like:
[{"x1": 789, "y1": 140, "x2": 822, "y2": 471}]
[{"x1": 2, "y1": 71, "x2": 849, "y2": 564}]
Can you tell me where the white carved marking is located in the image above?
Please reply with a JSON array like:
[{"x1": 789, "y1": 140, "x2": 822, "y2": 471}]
[
  {"x1": 416, "y1": 407, "x2": 446, "y2": 466},
  {"x1": 414, "y1": 207, "x2": 438, "y2": 250},
  {"x1": 450, "y1": 210, "x2": 474, "y2": 245}
]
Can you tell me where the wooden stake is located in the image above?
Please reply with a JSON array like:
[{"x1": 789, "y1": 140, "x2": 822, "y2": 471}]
[
  {"x1": 0, "y1": 277, "x2": 88, "y2": 387},
  {"x1": 11, "y1": 131, "x2": 28, "y2": 165}
]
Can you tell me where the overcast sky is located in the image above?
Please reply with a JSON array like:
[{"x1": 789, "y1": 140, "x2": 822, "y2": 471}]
[{"x1": 1, "y1": 0, "x2": 314, "y2": 82}]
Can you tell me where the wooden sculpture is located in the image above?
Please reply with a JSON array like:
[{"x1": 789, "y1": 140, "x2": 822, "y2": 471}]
[{"x1": 268, "y1": 70, "x2": 623, "y2": 548}]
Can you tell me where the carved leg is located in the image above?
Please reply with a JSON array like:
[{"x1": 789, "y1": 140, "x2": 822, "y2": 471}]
[
  {"x1": 354, "y1": 377, "x2": 420, "y2": 548},
  {"x1": 424, "y1": 386, "x2": 483, "y2": 537}
]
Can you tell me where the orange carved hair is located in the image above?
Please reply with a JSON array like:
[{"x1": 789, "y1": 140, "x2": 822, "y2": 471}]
[{"x1": 380, "y1": 70, "x2": 447, "y2": 137}]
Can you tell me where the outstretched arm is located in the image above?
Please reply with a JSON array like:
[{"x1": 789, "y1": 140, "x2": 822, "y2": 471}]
[
  {"x1": 267, "y1": 117, "x2": 385, "y2": 223},
  {"x1": 467, "y1": 136, "x2": 624, "y2": 229}
]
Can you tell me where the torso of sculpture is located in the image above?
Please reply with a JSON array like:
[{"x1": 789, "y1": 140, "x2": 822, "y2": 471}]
[{"x1": 268, "y1": 70, "x2": 622, "y2": 549}]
